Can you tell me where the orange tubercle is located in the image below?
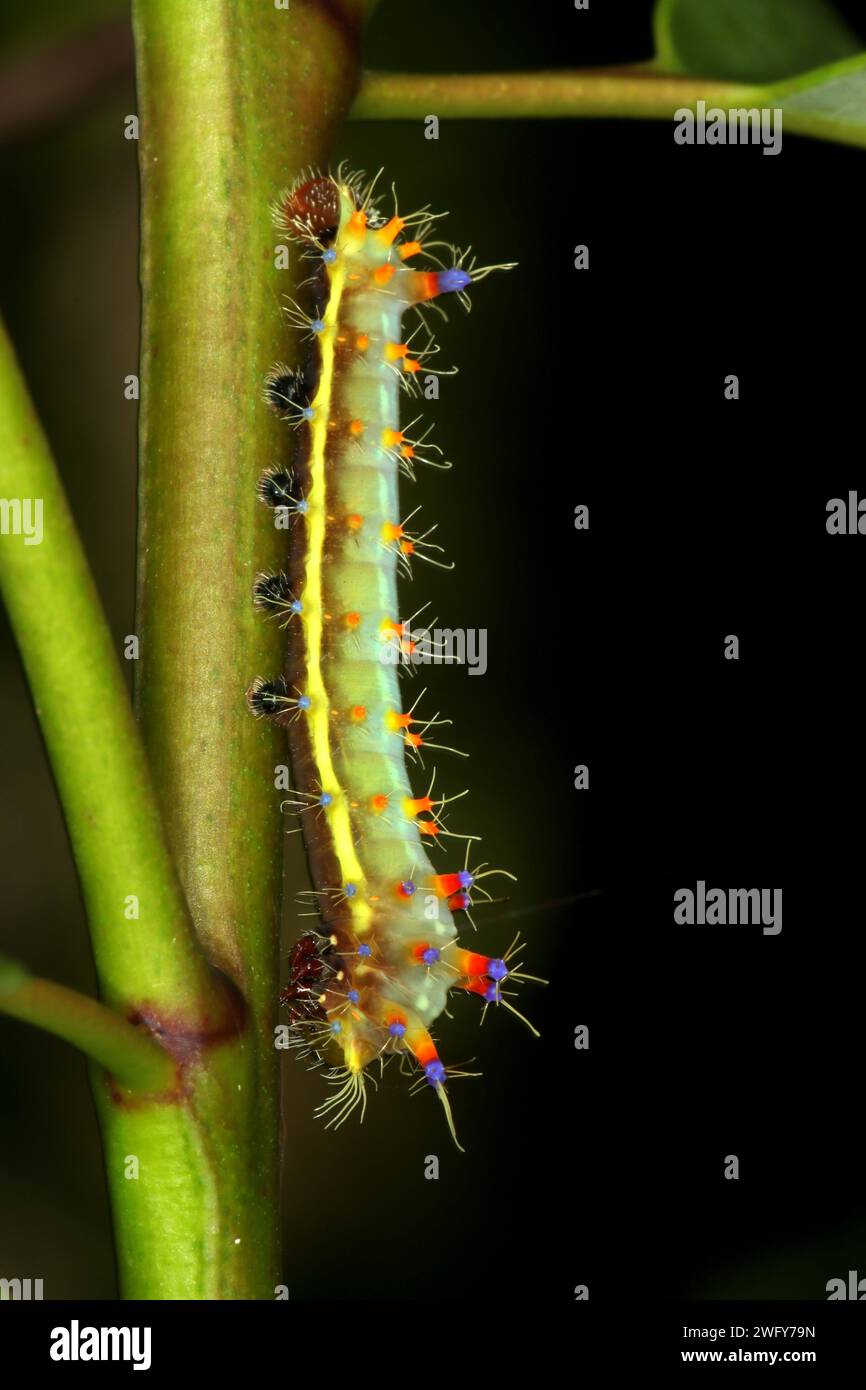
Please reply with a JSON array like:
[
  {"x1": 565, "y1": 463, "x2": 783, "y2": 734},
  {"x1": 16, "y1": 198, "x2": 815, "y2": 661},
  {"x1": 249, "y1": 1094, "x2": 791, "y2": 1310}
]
[
  {"x1": 376, "y1": 216, "x2": 405, "y2": 246},
  {"x1": 374, "y1": 263, "x2": 396, "y2": 287},
  {"x1": 406, "y1": 1027, "x2": 439, "y2": 1069},
  {"x1": 385, "y1": 709, "x2": 412, "y2": 731}
]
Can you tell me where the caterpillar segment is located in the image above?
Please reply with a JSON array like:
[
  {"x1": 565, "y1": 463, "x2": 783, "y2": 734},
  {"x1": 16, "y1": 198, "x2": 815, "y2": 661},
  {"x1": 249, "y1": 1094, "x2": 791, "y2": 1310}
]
[{"x1": 250, "y1": 168, "x2": 531, "y2": 1148}]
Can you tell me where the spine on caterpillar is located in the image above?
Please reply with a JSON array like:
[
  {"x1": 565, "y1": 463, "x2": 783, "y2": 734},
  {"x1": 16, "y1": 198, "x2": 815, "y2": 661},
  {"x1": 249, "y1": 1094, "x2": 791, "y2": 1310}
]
[{"x1": 249, "y1": 167, "x2": 538, "y2": 1148}]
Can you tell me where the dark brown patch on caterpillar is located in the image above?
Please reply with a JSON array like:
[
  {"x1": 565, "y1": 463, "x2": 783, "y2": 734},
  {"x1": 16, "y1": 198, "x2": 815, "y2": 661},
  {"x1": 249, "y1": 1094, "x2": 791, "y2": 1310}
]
[{"x1": 281, "y1": 176, "x2": 342, "y2": 243}]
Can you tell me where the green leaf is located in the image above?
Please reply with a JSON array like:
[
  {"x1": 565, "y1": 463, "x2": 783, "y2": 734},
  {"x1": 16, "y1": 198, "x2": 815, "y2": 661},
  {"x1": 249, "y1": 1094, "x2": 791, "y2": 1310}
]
[
  {"x1": 771, "y1": 52, "x2": 866, "y2": 147},
  {"x1": 655, "y1": 0, "x2": 862, "y2": 83}
]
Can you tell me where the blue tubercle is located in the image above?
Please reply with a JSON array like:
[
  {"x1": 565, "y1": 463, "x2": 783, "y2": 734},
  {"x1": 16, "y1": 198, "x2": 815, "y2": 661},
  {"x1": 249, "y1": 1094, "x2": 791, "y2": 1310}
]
[{"x1": 438, "y1": 268, "x2": 472, "y2": 294}]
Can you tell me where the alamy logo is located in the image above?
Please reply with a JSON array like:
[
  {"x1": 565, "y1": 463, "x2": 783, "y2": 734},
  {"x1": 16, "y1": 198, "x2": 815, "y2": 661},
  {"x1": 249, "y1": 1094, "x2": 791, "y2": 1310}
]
[
  {"x1": 826, "y1": 493, "x2": 866, "y2": 534},
  {"x1": 827, "y1": 1270, "x2": 866, "y2": 1299},
  {"x1": 674, "y1": 101, "x2": 783, "y2": 156},
  {"x1": 50, "y1": 1320, "x2": 152, "y2": 1371},
  {"x1": 0, "y1": 1277, "x2": 43, "y2": 1299},
  {"x1": 0, "y1": 497, "x2": 43, "y2": 545},
  {"x1": 380, "y1": 622, "x2": 488, "y2": 675},
  {"x1": 674, "y1": 882, "x2": 782, "y2": 935}
]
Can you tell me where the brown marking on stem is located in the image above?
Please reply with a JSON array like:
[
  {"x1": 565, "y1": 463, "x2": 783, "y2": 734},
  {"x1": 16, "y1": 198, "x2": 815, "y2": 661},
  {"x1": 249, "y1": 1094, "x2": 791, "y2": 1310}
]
[
  {"x1": 127, "y1": 973, "x2": 247, "y2": 1065},
  {"x1": 104, "y1": 975, "x2": 248, "y2": 1108}
]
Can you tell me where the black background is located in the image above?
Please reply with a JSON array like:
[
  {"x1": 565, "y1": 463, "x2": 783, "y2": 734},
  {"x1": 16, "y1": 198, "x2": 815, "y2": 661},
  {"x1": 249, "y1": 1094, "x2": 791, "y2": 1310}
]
[{"x1": 1, "y1": 0, "x2": 865, "y2": 1306}]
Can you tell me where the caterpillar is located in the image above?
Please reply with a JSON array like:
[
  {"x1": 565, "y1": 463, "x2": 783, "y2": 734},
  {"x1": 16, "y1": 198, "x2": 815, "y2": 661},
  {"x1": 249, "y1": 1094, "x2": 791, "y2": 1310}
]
[{"x1": 249, "y1": 167, "x2": 538, "y2": 1149}]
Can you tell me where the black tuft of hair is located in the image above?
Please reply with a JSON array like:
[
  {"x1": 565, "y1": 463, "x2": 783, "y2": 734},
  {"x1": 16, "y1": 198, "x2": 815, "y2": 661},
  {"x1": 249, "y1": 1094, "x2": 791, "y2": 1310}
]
[
  {"x1": 257, "y1": 468, "x2": 299, "y2": 509},
  {"x1": 247, "y1": 675, "x2": 290, "y2": 718},
  {"x1": 253, "y1": 571, "x2": 293, "y2": 612},
  {"x1": 264, "y1": 365, "x2": 307, "y2": 415}
]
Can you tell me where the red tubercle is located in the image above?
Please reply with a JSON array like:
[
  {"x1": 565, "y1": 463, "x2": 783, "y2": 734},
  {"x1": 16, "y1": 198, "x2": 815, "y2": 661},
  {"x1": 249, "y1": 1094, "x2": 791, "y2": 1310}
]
[
  {"x1": 431, "y1": 872, "x2": 464, "y2": 898},
  {"x1": 452, "y1": 949, "x2": 492, "y2": 977},
  {"x1": 448, "y1": 891, "x2": 472, "y2": 911},
  {"x1": 409, "y1": 271, "x2": 441, "y2": 303},
  {"x1": 410, "y1": 942, "x2": 434, "y2": 962},
  {"x1": 370, "y1": 793, "x2": 389, "y2": 814},
  {"x1": 408, "y1": 1030, "x2": 439, "y2": 1069},
  {"x1": 459, "y1": 976, "x2": 490, "y2": 998},
  {"x1": 404, "y1": 268, "x2": 473, "y2": 304}
]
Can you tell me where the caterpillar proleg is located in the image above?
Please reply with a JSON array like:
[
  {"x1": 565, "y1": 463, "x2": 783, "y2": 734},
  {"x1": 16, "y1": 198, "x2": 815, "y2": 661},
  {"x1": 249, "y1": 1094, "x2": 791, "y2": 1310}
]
[{"x1": 250, "y1": 168, "x2": 536, "y2": 1148}]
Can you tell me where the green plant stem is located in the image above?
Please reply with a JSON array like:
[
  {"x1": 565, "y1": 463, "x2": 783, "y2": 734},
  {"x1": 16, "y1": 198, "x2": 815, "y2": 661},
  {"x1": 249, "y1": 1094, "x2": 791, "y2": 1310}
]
[
  {"x1": 0, "y1": 319, "x2": 225, "y2": 1023},
  {"x1": 0, "y1": 963, "x2": 174, "y2": 1092},
  {"x1": 132, "y1": 0, "x2": 375, "y2": 998},
  {"x1": 351, "y1": 68, "x2": 757, "y2": 120},
  {"x1": 124, "y1": 0, "x2": 376, "y2": 1299}
]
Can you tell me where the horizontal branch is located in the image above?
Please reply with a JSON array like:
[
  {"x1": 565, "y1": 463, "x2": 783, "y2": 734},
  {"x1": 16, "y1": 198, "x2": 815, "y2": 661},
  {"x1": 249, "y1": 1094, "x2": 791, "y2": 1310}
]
[
  {"x1": 350, "y1": 67, "x2": 755, "y2": 121},
  {"x1": 0, "y1": 957, "x2": 174, "y2": 1092}
]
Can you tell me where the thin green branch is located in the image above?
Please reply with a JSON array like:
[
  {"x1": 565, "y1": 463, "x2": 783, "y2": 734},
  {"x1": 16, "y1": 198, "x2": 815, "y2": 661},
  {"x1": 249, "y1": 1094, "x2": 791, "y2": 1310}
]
[
  {"x1": 350, "y1": 68, "x2": 756, "y2": 121},
  {"x1": 0, "y1": 318, "x2": 227, "y2": 1022},
  {"x1": 83, "y1": 0, "x2": 375, "y2": 1299},
  {"x1": 132, "y1": 0, "x2": 367, "y2": 1003},
  {"x1": 0, "y1": 957, "x2": 174, "y2": 1092}
]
